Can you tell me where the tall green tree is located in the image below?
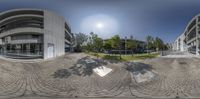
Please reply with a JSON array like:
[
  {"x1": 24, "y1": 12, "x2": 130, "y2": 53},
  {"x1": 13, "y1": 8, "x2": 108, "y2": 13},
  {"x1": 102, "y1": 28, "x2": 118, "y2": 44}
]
[
  {"x1": 75, "y1": 33, "x2": 88, "y2": 51},
  {"x1": 110, "y1": 35, "x2": 121, "y2": 49},
  {"x1": 154, "y1": 37, "x2": 165, "y2": 51},
  {"x1": 103, "y1": 40, "x2": 112, "y2": 51},
  {"x1": 94, "y1": 37, "x2": 103, "y2": 52},
  {"x1": 146, "y1": 35, "x2": 155, "y2": 51},
  {"x1": 126, "y1": 39, "x2": 138, "y2": 56},
  {"x1": 126, "y1": 39, "x2": 137, "y2": 50},
  {"x1": 110, "y1": 35, "x2": 121, "y2": 58},
  {"x1": 86, "y1": 32, "x2": 103, "y2": 52}
]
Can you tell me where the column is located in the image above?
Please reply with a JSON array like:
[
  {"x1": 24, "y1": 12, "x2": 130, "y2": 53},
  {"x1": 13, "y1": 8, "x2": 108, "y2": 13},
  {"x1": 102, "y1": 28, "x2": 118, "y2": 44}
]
[{"x1": 196, "y1": 18, "x2": 199, "y2": 55}]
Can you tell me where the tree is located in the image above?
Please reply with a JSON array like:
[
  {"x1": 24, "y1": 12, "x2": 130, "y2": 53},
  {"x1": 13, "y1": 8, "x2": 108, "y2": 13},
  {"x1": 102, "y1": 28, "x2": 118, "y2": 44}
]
[
  {"x1": 164, "y1": 43, "x2": 170, "y2": 50},
  {"x1": 103, "y1": 39, "x2": 112, "y2": 52},
  {"x1": 110, "y1": 35, "x2": 121, "y2": 49},
  {"x1": 110, "y1": 35, "x2": 122, "y2": 59},
  {"x1": 126, "y1": 39, "x2": 138, "y2": 56},
  {"x1": 146, "y1": 35, "x2": 156, "y2": 51},
  {"x1": 84, "y1": 32, "x2": 103, "y2": 52},
  {"x1": 154, "y1": 37, "x2": 165, "y2": 51},
  {"x1": 93, "y1": 37, "x2": 103, "y2": 52},
  {"x1": 146, "y1": 36, "x2": 168, "y2": 52},
  {"x1": 126, "y1": 39, "x2": 137, "y2": 50},
  {"x1": 75, "y1": 33, "x2": 88, "y2": 52}
]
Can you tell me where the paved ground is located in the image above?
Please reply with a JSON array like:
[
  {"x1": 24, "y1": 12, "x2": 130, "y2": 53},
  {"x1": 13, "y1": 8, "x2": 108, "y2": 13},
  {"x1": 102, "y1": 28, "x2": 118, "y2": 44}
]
[{"x1": 0, "y1": 53, "x2": 200, "y2": 99}]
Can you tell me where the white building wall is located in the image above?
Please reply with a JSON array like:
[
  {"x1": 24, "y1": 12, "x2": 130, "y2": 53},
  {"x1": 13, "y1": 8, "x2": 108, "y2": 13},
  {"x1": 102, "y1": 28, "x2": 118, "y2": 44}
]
[
  {"x1": 43, "y1": 10, "x2": 65, "y2": 59},
  {"x1": 179, "y1": 33, "x2": 185, "y2": 51},
  {"x1": 172, "y1": 42, "x2": 177, "y2": 51},
  {"x1": 172, "y1": 33, "x2": 186, "y2": 52}
]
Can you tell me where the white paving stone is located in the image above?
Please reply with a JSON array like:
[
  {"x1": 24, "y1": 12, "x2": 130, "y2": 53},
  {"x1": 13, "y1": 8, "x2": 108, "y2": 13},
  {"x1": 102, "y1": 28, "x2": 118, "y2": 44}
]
[
  {"x1": 93, "y1": 66, "x2": 112, "y2": 77},
  {"x1": 133, "y1": 70, "x2": 156, "y2": 83}
]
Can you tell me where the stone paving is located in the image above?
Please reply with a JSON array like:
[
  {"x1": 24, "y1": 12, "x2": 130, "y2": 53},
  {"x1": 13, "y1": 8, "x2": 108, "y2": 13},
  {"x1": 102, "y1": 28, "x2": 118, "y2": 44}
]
[{"x1": 0, "y1": 53, "x2": 200, "y2": 98}]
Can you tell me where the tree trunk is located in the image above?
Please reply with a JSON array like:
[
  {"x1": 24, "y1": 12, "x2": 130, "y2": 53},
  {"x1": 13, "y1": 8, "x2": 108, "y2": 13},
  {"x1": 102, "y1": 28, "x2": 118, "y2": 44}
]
[
  {"x1": 119, "y1": 50, "x2": 122, "y2": 60},
  {"x1": 132, "y1": 50, "x2": 133, "y2": 57}
]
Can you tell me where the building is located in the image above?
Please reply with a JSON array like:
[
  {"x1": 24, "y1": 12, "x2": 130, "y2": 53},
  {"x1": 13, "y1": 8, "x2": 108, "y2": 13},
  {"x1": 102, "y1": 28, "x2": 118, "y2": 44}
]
[
  {"x1": 103, "y1": 38, "x2": 146, "y2": 54},
  {"x1": 173, "y1": 13, "x2": 200, "y2": 55},
  {"x1": 0, "y1": 8, "x2": 75, "y2": 59},
  {"x1": 173, "y1": 33, "x2": 185, "y2": 52}
]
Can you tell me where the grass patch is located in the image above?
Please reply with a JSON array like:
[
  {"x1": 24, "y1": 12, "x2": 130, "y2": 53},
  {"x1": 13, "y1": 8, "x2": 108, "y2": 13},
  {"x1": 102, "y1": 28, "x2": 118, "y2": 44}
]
[
  {"x1": 122, "y1": 53, "x2": 159, "y2": 61},
  {"x1": 86, "y1": 52, "x2": 160, "y2": 61},
  {"x1": 102, "y1": 55, "x2": 123, "y2": 61}
]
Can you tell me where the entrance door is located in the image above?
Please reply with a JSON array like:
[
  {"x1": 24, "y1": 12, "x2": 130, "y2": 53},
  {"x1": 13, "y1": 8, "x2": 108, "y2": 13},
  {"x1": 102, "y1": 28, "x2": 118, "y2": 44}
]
[{"x1": 47, "y1": 43, "x2": 54, "y2": 58}]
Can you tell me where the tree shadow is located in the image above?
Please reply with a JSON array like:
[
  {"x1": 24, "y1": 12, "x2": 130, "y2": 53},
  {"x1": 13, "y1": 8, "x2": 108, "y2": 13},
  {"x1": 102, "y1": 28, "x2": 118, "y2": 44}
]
[
  {"x1": 52, "y1": 56, "x2": 108, "y2": 78},
  {"x1": 124, "y1": 62, "x2": 153, "y2": 74},
  {"x1": 69, "y1": 56, "x2": 108, "y2": 76},
  {"x1": 52, "y1": 69, "x2": 72, "y2": 79}
]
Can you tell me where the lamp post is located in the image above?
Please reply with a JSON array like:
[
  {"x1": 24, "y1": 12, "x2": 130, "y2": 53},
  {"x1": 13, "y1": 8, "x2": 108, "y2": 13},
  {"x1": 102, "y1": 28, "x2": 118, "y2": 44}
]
[
  {"x1": 147, "y1": 41, "x2": 149, "y2": 54},
  {"x1": 125, "y1": 36, "x2": 127, "y2": 55}
]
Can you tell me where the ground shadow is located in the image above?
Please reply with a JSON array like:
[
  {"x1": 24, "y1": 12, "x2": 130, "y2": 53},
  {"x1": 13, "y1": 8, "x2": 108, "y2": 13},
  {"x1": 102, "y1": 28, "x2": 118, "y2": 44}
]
[
  {"x1": 70, "y1": 56, "x2": 108, "y2": 76},
  {"x1": 52, "y1": 69, "x2": 71, "y2": 78},
  {"x1": 52, "y1": 56, "x2": 109, "y2": 78},
  {"x1": 124, "y1": 62, "x2": 153, "y2": 74}
]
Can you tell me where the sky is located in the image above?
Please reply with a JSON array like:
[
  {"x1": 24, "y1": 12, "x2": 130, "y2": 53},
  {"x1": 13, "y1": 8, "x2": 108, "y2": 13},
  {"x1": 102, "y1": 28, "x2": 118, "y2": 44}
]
[{"x1": 0, "y1": 0, "x2": 200, "y2": 43}]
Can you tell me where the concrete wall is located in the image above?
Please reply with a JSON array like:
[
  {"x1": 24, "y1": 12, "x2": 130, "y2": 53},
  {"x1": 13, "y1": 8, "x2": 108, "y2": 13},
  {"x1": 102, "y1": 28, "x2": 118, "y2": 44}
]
[
  {"x1": 179, "y1": 33, "x2": 185, "y2": 51},
  {"x1": 173, "y1": 33, "x2": 186, "y2": 52},
  {"x1": 43, "y1": 10, "x2": 65, "y2": 59},
  {"x1": 173, "y1": 37, "x2": 179, "y2": 51}
]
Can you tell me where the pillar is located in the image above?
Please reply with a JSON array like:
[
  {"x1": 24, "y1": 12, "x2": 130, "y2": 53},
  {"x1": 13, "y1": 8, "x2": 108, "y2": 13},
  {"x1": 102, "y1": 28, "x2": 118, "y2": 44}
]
[{"x1": 196, "y1": 18, "x2": 200, "y2": 55}]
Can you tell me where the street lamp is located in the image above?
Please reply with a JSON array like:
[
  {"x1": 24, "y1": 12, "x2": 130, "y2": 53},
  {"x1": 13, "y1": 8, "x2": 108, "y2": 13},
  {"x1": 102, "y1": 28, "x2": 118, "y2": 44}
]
[
  {"x1": 125, "y1": 36, "x2": 127, "y2": 55},
  {"x1": 147, "y1": 41, "x2": 149, "y2": 54}
]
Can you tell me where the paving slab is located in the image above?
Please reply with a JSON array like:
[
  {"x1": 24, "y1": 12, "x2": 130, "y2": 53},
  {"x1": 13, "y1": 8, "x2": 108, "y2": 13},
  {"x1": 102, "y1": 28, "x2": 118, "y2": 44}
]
[{"x1": 0, "y1": 53, "x2": 199, "y2": 98}]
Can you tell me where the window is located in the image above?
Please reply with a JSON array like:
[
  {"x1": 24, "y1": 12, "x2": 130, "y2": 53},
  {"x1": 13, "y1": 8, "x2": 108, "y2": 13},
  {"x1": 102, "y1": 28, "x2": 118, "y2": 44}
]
[
  {"x1": 32, "y1": 35, "x2": 39, "y2": 38},
  {"x1": 188, "y1": 20, "x2": 196, "y2": 31}
]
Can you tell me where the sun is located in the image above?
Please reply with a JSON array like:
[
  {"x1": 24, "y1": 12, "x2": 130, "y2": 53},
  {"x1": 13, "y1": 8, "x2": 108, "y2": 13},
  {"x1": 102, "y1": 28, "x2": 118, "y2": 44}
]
[
  {"x1": 96, "y1": 22, "x2": 104, "y2": 29},
  {"x1": 81, "y1": 14, "x2": 119, "y2": 38}
]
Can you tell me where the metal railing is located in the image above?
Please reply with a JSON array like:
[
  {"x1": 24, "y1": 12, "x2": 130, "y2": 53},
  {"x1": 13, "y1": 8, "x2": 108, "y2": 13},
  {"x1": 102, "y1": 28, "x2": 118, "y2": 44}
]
[{"x1": 160, "y1": 50, "x2": 188, "y2": 56}]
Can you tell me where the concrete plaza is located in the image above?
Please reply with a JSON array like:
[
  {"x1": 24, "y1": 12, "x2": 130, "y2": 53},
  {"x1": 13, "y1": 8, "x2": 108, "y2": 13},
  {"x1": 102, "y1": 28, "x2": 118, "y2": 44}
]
[{"x1": 0, "y1": 53, "x2": 200, "y2": 99}]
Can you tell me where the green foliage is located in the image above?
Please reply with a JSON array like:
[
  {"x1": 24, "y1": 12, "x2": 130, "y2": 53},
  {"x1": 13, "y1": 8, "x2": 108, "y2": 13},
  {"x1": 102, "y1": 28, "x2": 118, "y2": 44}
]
[
  {"x1": 103, "y1": 40, "x2": 112, "y2": 51},
  {"x1": 126, "y1": 39, "x2": 138, "y2": 50},
  {"x1": 102, "y1": 55, "x2": 123, "y2": 61},
  {"x1": 87, "y1": 52, "x2": 159, "y2": 61},
  {"x1": 110, "y1": 35, "x2": 121, "y2": 49},
  {"x1": 82, "y1": 43, "x2": 93, "y2": 52},
  {"x1": 94, "y1": 37, "x2": 103, "y2": 52},
  {"x1": 75, "y1": 33, "x2": 88, "y2": 51},
  {"x1": 82, "y1": 32, "x2": 168, "y2": 53},
  {"x1": 154, "y1": 37, "x2": 165, "y2": 51},
  {"x1": 122, "y1": 53, "x2": 159, "y2": 60},
  {"x1": 91, "y1": 32, "x2": 103, "y2": 52},
  {"x1": 146, "y1": 35, "x2": 168, "y2": 51},
  {"x1": 146, "y1": 35, "x2": 155, "y2": 50},
  {"x1": 83, "y1": 32, "x2": 103, "y2": 52},
  {"x1": 75, "y1": 33, "x2": 88, "y2": 46}
]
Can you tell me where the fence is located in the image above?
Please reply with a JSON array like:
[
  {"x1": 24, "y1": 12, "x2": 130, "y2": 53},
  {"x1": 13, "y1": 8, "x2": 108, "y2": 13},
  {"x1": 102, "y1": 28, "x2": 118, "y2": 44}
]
[{"x1": 160, "y1": 50, "x2": 188, "y2": 56}]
